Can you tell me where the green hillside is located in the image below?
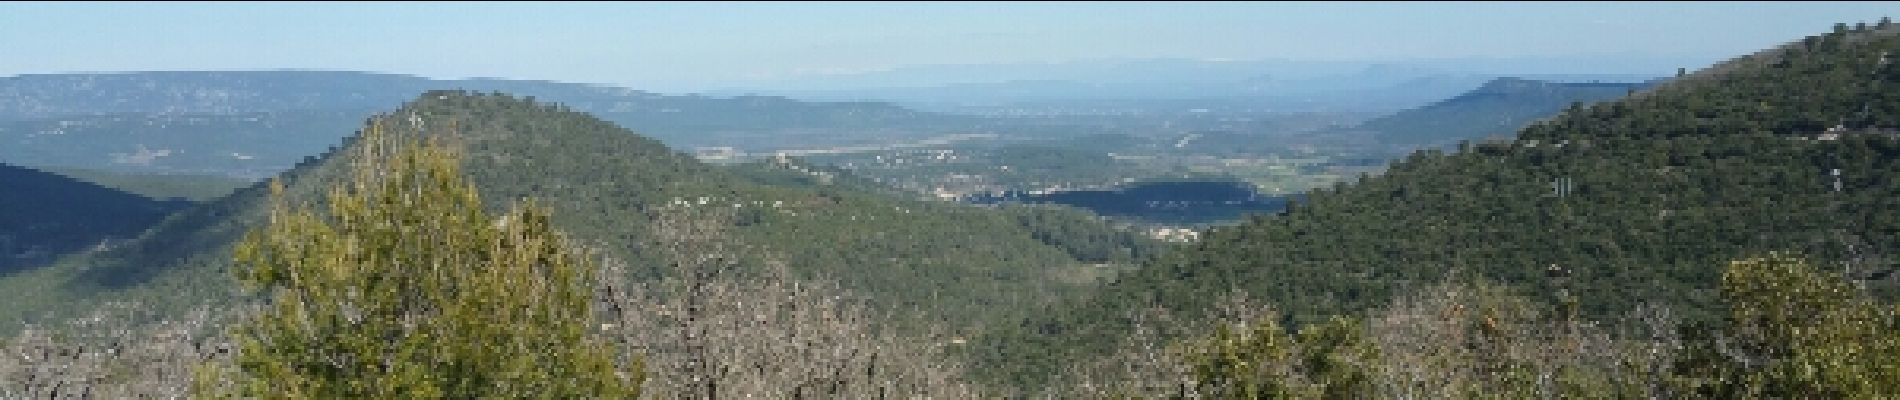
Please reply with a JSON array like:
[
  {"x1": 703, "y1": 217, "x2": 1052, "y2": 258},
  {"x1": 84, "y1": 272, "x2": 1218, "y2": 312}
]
[
  {"x1": 976, "y1": 20, "x2": 1900, "y2": 388},
  {"x1": 0, "y1": 91, "x2": 1152, "y2": 335}
]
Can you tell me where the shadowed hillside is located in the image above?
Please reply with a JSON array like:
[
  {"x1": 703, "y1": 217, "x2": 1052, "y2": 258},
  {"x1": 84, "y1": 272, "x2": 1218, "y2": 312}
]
[{"x1": 0, "y1": 163, "x2": 190, "y2": 274}]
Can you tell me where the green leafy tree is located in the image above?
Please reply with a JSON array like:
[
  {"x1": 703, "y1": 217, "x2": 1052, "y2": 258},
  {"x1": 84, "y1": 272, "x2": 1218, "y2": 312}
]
[
  {"x1": 1293, "y1": 317, "x2": 1378, "y2": 399},
  {"x1": 1181, "y1": 315, "x2": 1379, "y2": 399},
  {"x1": 1185, "y1": 315, "x2": 1306, "y2": 399},
  {"x1": 196, "y1": 123, "x2": 640, "y2": 398},
  {"x1": 1680, "y1": 253, "x2": 1900, "y2": 398}
]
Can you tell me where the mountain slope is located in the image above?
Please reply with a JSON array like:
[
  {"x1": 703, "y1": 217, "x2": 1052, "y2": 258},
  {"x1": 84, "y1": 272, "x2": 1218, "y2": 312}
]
[
  {"x1": 976, "y1": 20, "x2": 1900, "y2": 387},
  {"x1": 1354, "y1": 77, "x2": 1656, "y2": 146},
  {"x1": 0, "y1": 163, "x2": 190, "y2": 273},
  {"x1": 0, "y1": 91, "x2": 1149, "y2": 334}
]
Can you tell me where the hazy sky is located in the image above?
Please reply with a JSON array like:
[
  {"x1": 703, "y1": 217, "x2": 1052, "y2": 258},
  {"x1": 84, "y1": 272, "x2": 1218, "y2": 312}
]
[{"x1": 2, "y1": 1, "x2": 1894, "y2": 91}]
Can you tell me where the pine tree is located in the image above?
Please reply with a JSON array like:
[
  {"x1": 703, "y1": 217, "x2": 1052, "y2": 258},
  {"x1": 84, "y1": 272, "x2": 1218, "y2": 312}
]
[{"x1": 196, "y1": 121, "x2": 641, "y2": 398}]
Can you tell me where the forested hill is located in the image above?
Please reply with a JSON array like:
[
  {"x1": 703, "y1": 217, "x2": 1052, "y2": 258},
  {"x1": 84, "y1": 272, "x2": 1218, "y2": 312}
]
[
  {"x1": 976, "y1": 20, "x2": 1900, "y2": 386},
  {"x1": 0, "y1": 91, "x2": 1153, "y2": 333},
  {"x1": 0, "y1": 163, "x2": 189, "y2": 273},
  {"x1": 1354, "y1": 77, "x2": 1654, "y2": 147}
]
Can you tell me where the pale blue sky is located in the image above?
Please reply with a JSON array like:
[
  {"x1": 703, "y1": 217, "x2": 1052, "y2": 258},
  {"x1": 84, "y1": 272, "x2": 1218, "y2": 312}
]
[{"x1": 1, "y1": 1, "x2": 1894, "y2": 91}]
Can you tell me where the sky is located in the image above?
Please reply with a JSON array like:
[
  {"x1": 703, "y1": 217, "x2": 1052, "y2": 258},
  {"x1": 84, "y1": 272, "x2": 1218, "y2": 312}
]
[{"x1": 1, "y1": 1, "x2": 1896, "y2": 92}]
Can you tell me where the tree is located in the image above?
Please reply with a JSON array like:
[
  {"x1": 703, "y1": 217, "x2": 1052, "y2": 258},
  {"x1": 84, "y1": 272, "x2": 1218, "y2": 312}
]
[
  {"x1": 1683, "y1": 253, "x2": 1900, "y2": 398},
  {"x1": 196, "y1": 122, "x2": 640, "y2": 398},
  {"x1": 1177, "y1": 311, "x2": 1380, "y2": 399}
]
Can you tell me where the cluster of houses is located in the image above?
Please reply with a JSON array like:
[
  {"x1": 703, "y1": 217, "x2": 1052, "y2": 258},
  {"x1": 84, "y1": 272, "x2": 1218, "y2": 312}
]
[{"x1": 1147, "y1": 227, "x2": 1201, "y2": 243}]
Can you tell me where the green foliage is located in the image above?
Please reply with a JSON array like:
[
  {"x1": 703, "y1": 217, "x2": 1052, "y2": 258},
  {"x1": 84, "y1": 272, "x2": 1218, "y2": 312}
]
[
  {"x1": 1292, "y1": 317, "x2": 1378, "y2": 398},
  {"x1": 197, "y1": 125, "x2": 639, "y2": 398},
  {"x1": 1002, "y1": 205, "x2": 1162, "y2": 264},
  {"x1": 1181, "y1": 316, "x2": 1378, "y2": 399},
  {"x1": 1672, "y1": 253, "x2": 1900, "y2": 398},
  {"x1": 1186, "y1": 316, "x2": 1304, "y2": 399}
]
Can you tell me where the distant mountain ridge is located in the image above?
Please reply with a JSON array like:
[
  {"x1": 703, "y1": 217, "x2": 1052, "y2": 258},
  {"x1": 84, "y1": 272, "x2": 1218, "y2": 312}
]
[
  {"x1": 725, "y1": 56, "x2": 1686, "y2": 92},
  {"x1": 0, "y1": 71, "x2": 429, "y2": 118},
  {"x1": 0, "y1": 71, "x2": 868, "y2": 117},
  {"x1": 0, "y1": 71, "x2": 970, "y2": 178},
  {"x1": 712, "y1": 57, "x2": 1671, "y2": 112},
  {"x1": 733, "y1": 65, "x2": 1506, "y2": 113}
]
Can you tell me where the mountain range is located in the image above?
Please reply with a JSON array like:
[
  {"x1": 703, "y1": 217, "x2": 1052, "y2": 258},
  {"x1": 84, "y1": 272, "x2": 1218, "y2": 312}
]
[
  {"x1": 0, "y1": 71, "x2": 968, "y2": 178},
  {"x1": 725, "y1": 60, "x2": 1661, "y2": 113}
]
